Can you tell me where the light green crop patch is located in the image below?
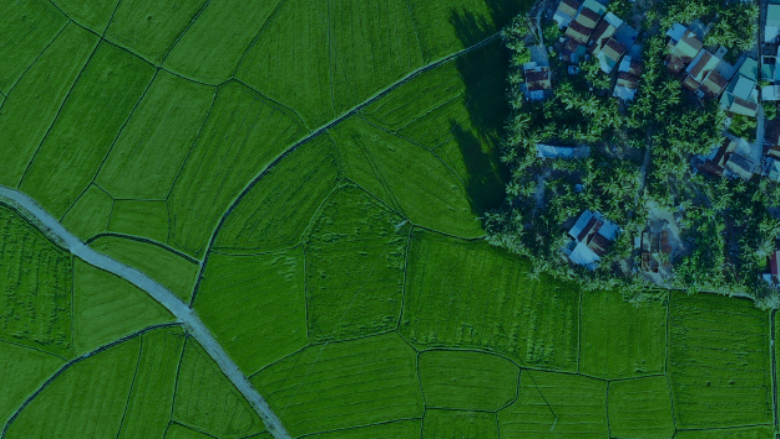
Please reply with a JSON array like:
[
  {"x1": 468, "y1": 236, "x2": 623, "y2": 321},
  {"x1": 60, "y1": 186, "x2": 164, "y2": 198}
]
[
  {"x1": 401, "y1": 231, "x2": 579, "y2": 370},
  {"x1": 423, "y1": 410, "x2": 497, "y2": 439},
  {"x1": 0, "y1": 206, "x2": 72, "y2": 357},
  {"x1": 304, "y1": 420, "x2": 421, "y2": 439},
  {"x1": 669, "y1": 292, "x2": 772, "y2": 428},
  {"x1": 61, "y1": 185, "x2": 113, "y2": 242},
  {"x1": 306, "y1": 184, "x2": 409, "y2": 342},
  {"x1": 675, "y1": 426, "x2": 775, "y2": 439},
  {"x1": 419, "y1": 350, "x2": 518, "y2": 411},
  {"x1": 194, "y1": 247, "x2": 308, "y2": 375},
  {"x1": 608, "y1": 376, "x2": 675, "y2": 439},
  {"x1": 580, "y1": 290, "x2": 666, "y2": 379},
  {"x1": 498, "y1": 371, "x2": 607, "y2": 438},
  {"x1": 252, "y1": 333, "x2": 424, "y2": 437},
  {"x1": 57, "y1": 0, "x2": 118, "y2": 32}
]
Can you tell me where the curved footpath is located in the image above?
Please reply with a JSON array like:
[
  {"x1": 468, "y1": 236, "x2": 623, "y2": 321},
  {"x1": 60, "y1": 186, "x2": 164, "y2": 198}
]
[{"x1": 0, "y1": 185, "x2": 291, "y2": 439}]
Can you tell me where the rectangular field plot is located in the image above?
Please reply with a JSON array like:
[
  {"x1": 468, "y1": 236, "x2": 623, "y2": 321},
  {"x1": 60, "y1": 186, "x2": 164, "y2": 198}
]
[
  {"x1": 668, "y1": 292, "x2": 772, "y2": 428},
  {"x1": 19, "y1": 42, "x2": 155, "y2": 218},
  {"x1": 419, "y1": 350, "x2": 518, "y2": 411},
  {"x1": 251, "y1": 333, "x2": 423, "y2": 437},
  {"x1": 423, "y1": 410, "x2": 497, "y2": 439},
  {"x1": 401, "y1": 231, "x2": 579, "y2": 370},
  {"x1": 61, "y1": 184, "x2": 113, "y2": 241},
  {"x1": 0, "y1": 206, "x2": 72, "y2": 357},
  {"x1": 56, "y1": 0, "x2": 118, "y2": 31},
  {"x1": 306, "y1": 184, "x2": 409, "y2": 342},
  {"x1": 305, "y1": 420, "x2": 422, "y2": 438},
  {"x1": 608, "y1": 376, "x2": 675, "y2": 439},
  {"x1": 675, "y1": 426, "x2": 774, "y2": 439},
  {"x1": 498, "y1": 371, "x2": 607, "y2": 438},
  {"x1": 194, "y1": 248, "x2": 308, "y2": 375},
  {"x1": 107, "y1": 200, "x2": 169, "y2": 243},
  {"x1": 580, "y1": 290, "x2": 666, "y2": 378}
]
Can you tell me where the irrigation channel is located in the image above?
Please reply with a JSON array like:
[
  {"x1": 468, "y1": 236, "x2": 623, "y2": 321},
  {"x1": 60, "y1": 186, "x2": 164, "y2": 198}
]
[{"x1": 0, "y1": 185, "x2": 292, "y2": 439}]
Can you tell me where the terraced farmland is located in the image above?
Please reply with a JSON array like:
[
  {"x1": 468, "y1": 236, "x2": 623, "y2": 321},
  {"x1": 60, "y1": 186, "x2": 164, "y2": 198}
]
[{"x1": 2, "y1": 0, "x2": 779, "y2": 438}]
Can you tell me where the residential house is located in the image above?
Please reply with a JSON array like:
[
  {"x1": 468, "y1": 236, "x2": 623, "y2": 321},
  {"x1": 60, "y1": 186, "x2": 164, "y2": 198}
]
[
  {"x1": 720, "y1": 58, "x2": 759, "y2": 117},
  {"x1": 523, "y1": 62, "x2": 552, "y2": 101},
  {"x1": 762, "y1": 46, "x2": 780, "y2": 100},
  {"x1": 554, "y1": 0, "x2": 583, "y2": 28},
  {"x1": 589, "y1": 12, "x2": 622, "y2": 53},
  {"x1": 564, "y1": 210, "x2": 620, "y2": 270},
  {"x1": 681, "y1": 50, "x2": 728, "y2": 99},
  {"x1": 766, "y1": 4, "x2": 780, "y2": 44},
  {"x1": 763, "y1": 157, "x2": 780, "y2": 182},
  {"x1": 639, "y1": 228, "x2": 674, "y2": 275},
  {"x1": 596, "y1": 38, "x2": 627, "y2": 73},
  {"x1": 666, "y1": 23, "x2": 704, "y2": 73},
  {"x1": 613, "y1": 56, "x2": 643, "y2": 101},
  {"x1": 565, "y1": 6, "x2": 602, "y2": 44},
  {"x1": 693, "y1": 137, "x2": 756, "y2": 180},
  {"x1": 536, "y1": 143, "x2": 591, "y2": 159}
]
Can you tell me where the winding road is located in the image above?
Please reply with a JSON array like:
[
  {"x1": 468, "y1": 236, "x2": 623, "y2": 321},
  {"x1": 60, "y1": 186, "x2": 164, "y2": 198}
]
[{"x1": 0, "y1": 185, "x2": 292, "y2": 439}]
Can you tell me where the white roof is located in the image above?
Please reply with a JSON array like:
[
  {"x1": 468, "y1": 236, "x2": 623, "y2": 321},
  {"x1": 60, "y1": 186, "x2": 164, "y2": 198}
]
[
  {"x1": 536, "y1": 144, "x2": 591, "y2": 159},
  {"x1": 763, "y1": 85, "x2": 780, "y2": 101},
  {"x1": 666, "y1": 23, "x2": 687, "y2": 41},
  {"x1": 569, "y1": 242, "x2": 600, "y2": 268},
  {"x1": 598, "y1": 221, "x2": 620, "y2": 241},
  {"x1": 554, "y1": 10, "x2": 574, "y2": 28},
  {"x1": 613, "y1": 85, "x2": 637, "y2": 101},
  {"x1": 603, "y1": 12, "x2": 623, "y2": 28},
  {"x1": 618, "y1": 56, "x2": 632, "y2": 73}
]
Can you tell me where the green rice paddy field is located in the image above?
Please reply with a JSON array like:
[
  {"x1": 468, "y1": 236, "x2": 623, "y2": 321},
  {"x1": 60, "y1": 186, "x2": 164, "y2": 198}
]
[{"x1": 1, "y1": 0, "x2": 778, "y2": 437}]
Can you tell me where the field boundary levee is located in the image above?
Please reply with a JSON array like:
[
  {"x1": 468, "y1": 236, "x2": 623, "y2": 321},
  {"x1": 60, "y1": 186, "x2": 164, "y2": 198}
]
[{"x1": 0, "y1": 185, "x2": 292, "y2": 439}]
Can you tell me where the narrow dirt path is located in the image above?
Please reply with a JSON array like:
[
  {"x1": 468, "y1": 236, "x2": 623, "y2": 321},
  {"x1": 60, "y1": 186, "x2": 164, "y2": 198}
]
[{"x1": 0, "y1": 185, "x2": 292, "y2": 439}]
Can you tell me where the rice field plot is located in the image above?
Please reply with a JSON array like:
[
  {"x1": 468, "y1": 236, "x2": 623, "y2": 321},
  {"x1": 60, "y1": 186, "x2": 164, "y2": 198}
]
[
  {"x1": 56, "y1": 0, "x2": 118, "y2": 31},
  {"x1": 4, "y1": 332, "x2": 139, "y2": 438},
  {"x1": 498, "y1": 371, "x2": 608, "y2": 438},
  {"x1": 607, "y1": 376, "x2": 675, "y2": 439},
  {"x1": 580, "y1": 290, "x2": 667, "y2": 379},
  {"x1": 668, "y1": 291, "x2": 772, "y2": 428},
  {"x1": 418, "y1": 350, "x2": 518, "y2": 411},
  {"x1": 305, "y1": 184, "x2": 409, "y2": 342},
  {"x1": 331, "y1": 117, "x2": 483, "y2": 238},
  {"x1": 107, "y1": 200, "x2": 169, "y2": 243},
  {"x1": 117, "y1": 326, "x2": 186, "y2": 439},
  {"x1": 167, "y1": 81, "x2": 306, "y2": 257},
  {"x1": 0, "y1": 342, "x2": 64, "y2": 430},
  {"x1": 194, "y1": 248, "x2": 307, "y2": 375},
  {"x1": 95, "y1": 70, "x2": 214, "y2": 200},
  {"x1": 0, "y1": 0, "x2": 67, "y2": 92},
  {"x1": 329, "y1": 0, "x2": 424, "y2": 114},
  {"x1": 106, "y1": 0, "x2": 208, "y2": 64},
  {"x1": 0, "y1": 23, "x2": 98, "y2": 187},
  {"x1": 401, "y1": 231, "x2": 579, "y2": 370},
  {"x1": 61, "y1": 184, "x2": 113, "y2": 241},
  {"x1": 72, "y1": 259, "x2": 174, "y2": 355},
  {"x1": 165, "y1": 423, "x2": 218, "y2": 439},
  {"x1": 304, "y1": 420, "x2": 422, "y2": 438},
  {"x1": 236, "y1": 0, "x2": 333, "y2": 128},
  {"x1": 0, "y1": 205, "x2": 72, "y2": 357},
  {"x1": 675, "y1": 426, "x2": 775, "y2": 439},
  {"x1": 423, "y1": 410, "x2": 497, "y2": 439},
  {"x1": 173, "y1": 337, "x2": 266, "y2": 439},
  {"x1": 252, "y1": 333, "x2": 423, "y2": 437},
  {"x1": 408, "y1": 0, "x2": 525, "y2": 62},
  {"x1": 163, "y1": 0, "x2": 281, "y2": 83},
  {"x1": 89, "y1": 236, "x2": 199, "y2": 303},
  {"x1": 213, "y1": 135, "x2": 340, "y2": 254},
  {"x1": 19, "y1": 42, "x2": 155, "y2": 218}
]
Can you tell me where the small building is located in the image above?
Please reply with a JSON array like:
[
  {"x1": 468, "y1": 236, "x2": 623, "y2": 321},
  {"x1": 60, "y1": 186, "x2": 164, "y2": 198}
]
[
  {"x1": 536, "y1": 143, "x2": 591, "y2": 159},
  {"x1": 554, "y1": 0, "x2": 583, "y2": 28},
  {"x1": 665, "y1": 23, "x2": 704, "y2": 73},
  {"x1": 613, "y1": 56, "x2": 643, "y2": 101},
  {"x1": 564, "y1": 210, "x2": 620, "y2": 270},
  {"x1": 523, "y1": 62, "x2": 552, "y2": 101},
  {"x1": 720, "y1": 58, "x2": 759, "y2": 117},
  {"x1": 763, "y1": 251, "x2": 780, "y2": 285},
  {"x1": 596, "y1": 37, "x2": 626, "y2": 73},
  {"x1": 589, "y1": 12, "x2": 622, "y2": 53},
  {"x1": 763, "y1": 157, "x2": 780, "y2": 182},
  {"x1": 724, "y1": 152, "x2": 757, "y2": 180},
  {"x1": 693, "y1": 137, "x2": 754, "y2": 179},
  {"x1": 766, "y1": 4, "x2": 780, "y2": 44}
]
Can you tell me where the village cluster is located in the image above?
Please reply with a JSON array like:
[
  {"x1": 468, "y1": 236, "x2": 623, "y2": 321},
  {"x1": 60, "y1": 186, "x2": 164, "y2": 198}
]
[{"x1": 520, "y1": 0, "x2": 780, "y2": 287}]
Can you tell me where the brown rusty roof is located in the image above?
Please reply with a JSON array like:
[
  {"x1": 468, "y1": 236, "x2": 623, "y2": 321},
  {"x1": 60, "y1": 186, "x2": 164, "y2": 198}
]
[
  {"x1": 577, "y1": 7, "x2": 601, "y2": 28},
  {"x1": 566, "y1": 20, "x2": 593, "y2": 43},
  {"x1": 699, "y1": 70, "x2": 727, "y2": 98},
  {"x1": 617, "y1": 72, "x2": 638, "y2": 89},
  {"x1": 682, "y1": 75, "x2": 700, "y2": 91}
]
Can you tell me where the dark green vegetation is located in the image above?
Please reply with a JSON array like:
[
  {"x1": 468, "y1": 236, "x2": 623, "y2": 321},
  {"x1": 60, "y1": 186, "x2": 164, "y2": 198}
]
[{"x1": 2, "y1": 0, "x2": 779, "y2": 438}]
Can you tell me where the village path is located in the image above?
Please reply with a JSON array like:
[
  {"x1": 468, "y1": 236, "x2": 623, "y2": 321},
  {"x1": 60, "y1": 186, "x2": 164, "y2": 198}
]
[{"x1": 0, "y1": 185, "x2": 292, "y2": 439}]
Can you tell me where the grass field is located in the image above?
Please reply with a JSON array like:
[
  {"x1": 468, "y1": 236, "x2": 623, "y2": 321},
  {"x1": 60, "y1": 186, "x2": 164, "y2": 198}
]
[
  {"x1": 331, "y1": 117, "x2": 483, "y2": 238},
  {"x1": 498, "y1": 371, "x2": 608, "y2": 438},
  {"x1": 401, "y1": 231, "x2": 579, "y2": 370},
  {"x1": 0, "y1": 342, "x2": 64, "y2": 430},
  {"x1": 214, "y1": 135, "x2": 340, "y2": 254},
  {"x1": 0, "y1": 0, "x2": 67, "y2": 92},
  {"x1": 235, "y1": 0, "x2": 333, "y2": 128},
  {"x1": 56, "y1": 0, "x2": 118, "y2": 32},
  {"x1": 305, "y1": 420, "x2": 421, "y2": 438},
  {"x1": 305, "y1": 184, "x2": 409, "y2": 342},
  {"x1": 0, "y1": 205, "x2": 72, "y2": 357},
  {"x1": 167, "y1": 81, "x2": 306, "y2": 257},
  {"x1": 95, "y1": 70, "x2": 214, "y2": 200},
  {"x1": 580, "y1": 290, "x2": 667, "y2": 379},
  {"x1": 4, "y1": 333, "x2": 139, "y2": 438},
  {"x1": 72, "y1": 259, "x2": 174, "y2": 355},
  {"x1": 423, "y1": 410, "x2": 497, "y2": 439},
  {"x1": 252, "y1": 333, "x2": 423, "y2": 437},
  {"x1": 418, "y1": 350, "x2": 518, "y2": 410},
  {"x1": 194, "y1": 248, "x2": 308, "y2": 375},
  {"x1": 19, "y1": 41, "x2": 155, "y2": 218},
  {"x1": 61, "y1": 184, "x2": 113, "y2": 240},
  {"x1": 163, "y1": 0, "x2": 281, "y2": 83},
  {"x1": 607, "y1": 376, "x2": 675, "y2": 439},
  {"x1": 668, "y1": 292, "x2": 772, "y2": 428},
  {"x1": 89, "y1": 235, "x2": 199, "y2": 302},
  {"x1": 0, "y1": 22, "x2": 98, "y2": 187},
  {"x1": 174, "y1": 337, "x2": 266, "y2": 439},
  {"x1": 117, "y1": 326, "x2": 186, "y2": 439},
  {"x1": 106, "y1": 0, "x2": 208, "y2": 65}
]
